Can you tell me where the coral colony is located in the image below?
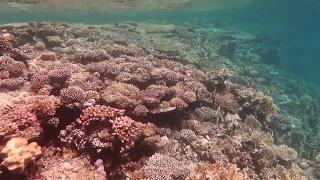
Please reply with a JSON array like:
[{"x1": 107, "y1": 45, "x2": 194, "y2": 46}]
[{"x1": 0, "y1": 22, "x2": 319, "y2": 180}]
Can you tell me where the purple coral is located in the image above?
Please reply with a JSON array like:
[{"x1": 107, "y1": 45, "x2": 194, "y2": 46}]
[{"x1": 94, "y1": 159, "x2": 106, "y2": 177}]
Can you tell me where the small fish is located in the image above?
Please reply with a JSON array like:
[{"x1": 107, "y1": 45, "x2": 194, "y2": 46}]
[
  {"x1": 269, "y1": 86, "x2": 277, "y2": 93},
  {"x1": 33, "y1": 36, "x2": 41, "y2": 42}
]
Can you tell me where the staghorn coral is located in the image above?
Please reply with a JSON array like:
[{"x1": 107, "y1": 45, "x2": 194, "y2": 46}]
[{"x1": 0, "y1": 137, "x2": 42, "y2": 174}]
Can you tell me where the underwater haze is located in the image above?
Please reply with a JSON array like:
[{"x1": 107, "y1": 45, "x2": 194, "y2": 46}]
[
  {"x1": 1, "y1": 0, "x2": 319, "y2": 85},
  {"x1": 1, "y1": 0, "x2": 320, "y2": 179}
]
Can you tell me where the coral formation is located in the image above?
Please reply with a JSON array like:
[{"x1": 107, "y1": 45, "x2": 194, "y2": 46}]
[
  {"x1": 0, "y1": 137, "x2": 42, "y2": 174},
  {"x1": 59, "y1": 105, "x2": 145, "y2": 157},
  {"x1": 0, "y1": 21, "x2": 317, "y2": 180}
]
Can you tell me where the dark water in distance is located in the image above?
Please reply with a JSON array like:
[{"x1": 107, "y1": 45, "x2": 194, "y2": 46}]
[{"x1": 0, "y1": 0, "x2": 319, "y2": 92}]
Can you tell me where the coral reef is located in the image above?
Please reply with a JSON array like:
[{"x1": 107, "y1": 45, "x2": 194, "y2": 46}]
[
  {"x1": 59, "y1": 105, "x2": 145, "y2": 157},
  {"x1": 0, "y1": 21, "x2": 317, "y2": 180}
]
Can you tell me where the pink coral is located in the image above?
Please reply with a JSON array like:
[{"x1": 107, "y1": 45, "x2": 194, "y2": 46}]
[
  {"x1": 169, "y1": 97, "x2": 187, "y2": 110},
  {"x1": 133, "y1": 105, "x2": 149, "y2": 116},
  {"x1": 0, "y1": 95, "x2": 61, "y2": 142},
  {"x1": 0, "y1": 36, "x2": 13, "y2": 55},
  {"x1": 5, "y1": 60, "x2": 25, "y2": 76},
  {"x1": 0, "y1": 77, "x2": 25, "y2": 90},
  {"x1": 0, "y1": 103, "x2": 40, "y2": 141},
  {"x1": 30, "y1": 95, "x2": 60, "y2": 118},
  {"x1": 60, "y1": 86, "x2": 87, "y2": 104},
  {"x1": 59, "y1": 105, "x2": 145, "y2": 156},
  {"x1": 30, "y1": 72, "x2": 49, "y2": 92},
  {"x1": 72, "y1": 50, "x2": 110, "y2": 64}
]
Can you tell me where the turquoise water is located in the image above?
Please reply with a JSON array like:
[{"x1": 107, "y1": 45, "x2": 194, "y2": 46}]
[{"x1": 1, "y1": 1, "x2": 319, "y2": 86}]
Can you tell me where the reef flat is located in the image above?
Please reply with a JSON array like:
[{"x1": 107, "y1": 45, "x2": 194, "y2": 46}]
[{"x1": 0, "y1": 21, "x2": 320, "y2": 179}]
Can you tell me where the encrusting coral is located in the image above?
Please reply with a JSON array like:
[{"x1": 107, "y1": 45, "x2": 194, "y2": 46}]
[{"x1": 0, "y1": 137, "x2": 42, "y2": 174}]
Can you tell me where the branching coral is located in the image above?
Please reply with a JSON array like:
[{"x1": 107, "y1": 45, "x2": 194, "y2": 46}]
[
  {"x1": 215, "y1": 94, "x2": 239, "y2": 114},
  {"x1": 0, "y1": 32, "x2": 29, "y2": 63},
  {"x1": 0, "y1": 22, "x2": 309, "y2": 179},
  {"x1": 85, "y1": 55, "x2": 230, "y2": 116},
  {"x1": 59, "y1": 105, "x2": 145, "y2": 156},
  {"x1": 144, "y1": 153, "x2": 193, "y2": 180},
  {"x1": 0, "y1": 95, "x2": 60, "y2": 141},
  {"x1": 232, "y1": 85, "x2": 276, "y2": 123},
  {"x1": 0, "y1": 56, "x2": 27, "y2": 91}
]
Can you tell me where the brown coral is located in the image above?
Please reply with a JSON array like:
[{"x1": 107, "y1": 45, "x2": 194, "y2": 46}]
[
  {"x1": 215, "y1": 94, "x2": 239, "y2": 114},
  {"x1": 191, "y1": 162, "x2": 247, "y2": 180}
]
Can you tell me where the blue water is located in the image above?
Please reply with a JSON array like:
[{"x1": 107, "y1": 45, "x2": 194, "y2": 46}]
[
  {"x1": 1, "y1": 0, "x2": 319, "y2": 94},
  {"x1": 2, "y1": 0, "x2": 319, "y2": 81}
]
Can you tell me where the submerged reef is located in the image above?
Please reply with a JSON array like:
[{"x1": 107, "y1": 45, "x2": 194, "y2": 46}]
[{"x1": 0, "y1": 21, "x2": 319, "y2": 180}]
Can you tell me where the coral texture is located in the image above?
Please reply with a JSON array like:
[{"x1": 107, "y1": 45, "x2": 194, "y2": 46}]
[{"x1": 0, "y1": 137, "x2": 42, "y2": 174}]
